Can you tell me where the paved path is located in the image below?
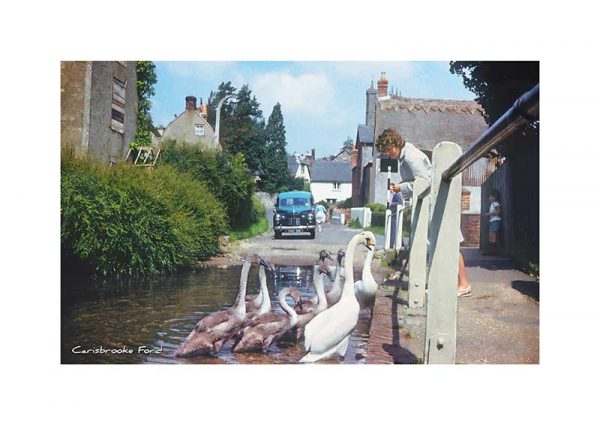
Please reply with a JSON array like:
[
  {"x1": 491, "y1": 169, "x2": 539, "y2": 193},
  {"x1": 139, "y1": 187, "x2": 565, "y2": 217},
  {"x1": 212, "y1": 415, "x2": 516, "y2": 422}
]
[{"x1": 366, "y1": 248, "x2": 539, "y2": 364}]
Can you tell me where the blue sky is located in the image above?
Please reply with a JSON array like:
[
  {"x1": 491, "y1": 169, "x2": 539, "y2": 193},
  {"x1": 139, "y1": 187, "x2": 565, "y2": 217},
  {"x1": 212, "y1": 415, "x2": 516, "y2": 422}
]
[{"x1": 150, "y1": 61, "x2": 476, "y2": 157}]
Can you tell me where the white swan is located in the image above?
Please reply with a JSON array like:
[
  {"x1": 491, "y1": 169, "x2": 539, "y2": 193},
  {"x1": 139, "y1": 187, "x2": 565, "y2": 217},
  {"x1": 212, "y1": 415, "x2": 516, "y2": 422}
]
[
  {"x1": 354, "y1": 231, "x2": 379, "y2": 309},
  {"x1": 293, "y1": 264, "x2": 330, "y2": 339},
  {"x1": 300, "y1": 232, "x2": 375, "y2": 363},
  {"x1": 325, "y1": 249, "x2": 345, "y2": 306},
  {"x1": 302, "y1": 250, "x2": 333, "y2": 308}
]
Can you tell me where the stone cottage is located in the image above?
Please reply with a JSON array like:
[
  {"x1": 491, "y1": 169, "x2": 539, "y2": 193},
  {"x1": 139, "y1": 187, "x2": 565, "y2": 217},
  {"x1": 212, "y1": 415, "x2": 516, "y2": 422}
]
[
  {"x1": 61, "y1": 61, "x2": 138, "y2": 164},
  {"x1": 159, "y1": 96, "x2": 220, "y2": 150}
]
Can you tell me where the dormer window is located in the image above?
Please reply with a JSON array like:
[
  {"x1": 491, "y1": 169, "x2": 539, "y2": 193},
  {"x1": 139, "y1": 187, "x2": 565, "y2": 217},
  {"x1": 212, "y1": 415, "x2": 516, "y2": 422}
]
[
  {"x1": 194, "y1": 124, "x2": 205, "y2": 136},
  {"x1": 333, "y1": 182, "x2": 341, "y2": 190}
]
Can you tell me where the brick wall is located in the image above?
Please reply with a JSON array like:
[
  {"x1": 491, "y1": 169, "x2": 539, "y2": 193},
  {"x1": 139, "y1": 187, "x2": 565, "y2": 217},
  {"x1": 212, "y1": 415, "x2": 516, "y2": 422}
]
[
  {"x1": 461, "y1": 213, "x2": 480, "y2": 248},
  {"x1": 461, "y1": 189, "x2": 471, "y2": 211}
]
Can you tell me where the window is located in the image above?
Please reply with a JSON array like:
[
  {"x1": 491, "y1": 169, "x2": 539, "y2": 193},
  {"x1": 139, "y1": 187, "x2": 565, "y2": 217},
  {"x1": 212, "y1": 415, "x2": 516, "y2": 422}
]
[
  {"x1": 333, "y1": 182, "x2": 341, "y2": 190},
  {"x1": 326, "y1": 198, "x2": 336, "y2": 204},
  {"x1": 111, "y1": 76, "x2": 126, "y2": 134},
  {"x1": 380, "y1": 158, "x2": 398, "y2": 173},
  {"x1": 194, "y1": 124, "x2": 205, "y2": 136}
]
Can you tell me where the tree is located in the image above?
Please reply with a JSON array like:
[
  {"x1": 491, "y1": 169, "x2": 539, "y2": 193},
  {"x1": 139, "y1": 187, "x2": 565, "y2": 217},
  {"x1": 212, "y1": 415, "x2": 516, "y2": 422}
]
[
  {"x1": 133, "y1": 61, "x2": 157, "y2": 147},
  {"x1": 343, "y1": 136, "x2": 354, "y2": 151},
  {"x1": 213, "y1": 84, "x2": 266, "y2": 174},
  {"x1": 449, "y1": 61, "x2": 539, "y2": 156},
  {"x1": 207, "y1": 81, "x2": 236, "y2": 131},
  {"x1": 450, "y1": 61, "x2": 540, "y2": 268},
  {"x1": 260, "y1": 103, "x2": 289, "y2": 192}
]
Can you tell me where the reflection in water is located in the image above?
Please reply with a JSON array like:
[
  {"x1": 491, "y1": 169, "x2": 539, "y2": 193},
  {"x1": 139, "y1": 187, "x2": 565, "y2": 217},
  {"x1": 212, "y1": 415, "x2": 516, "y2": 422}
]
[{"x1": 62, "y1": 265, "x2": 370, "y2": 364}]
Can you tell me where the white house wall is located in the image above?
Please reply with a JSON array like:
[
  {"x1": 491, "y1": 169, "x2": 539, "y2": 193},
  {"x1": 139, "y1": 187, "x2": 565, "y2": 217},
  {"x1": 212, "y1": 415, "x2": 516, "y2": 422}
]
[
  {"x1": 311, "y1": 182, "x2": 352, "y2": 203},
  {"x1": 464, "y1": 185, "x2": 481, "y2": 214}
]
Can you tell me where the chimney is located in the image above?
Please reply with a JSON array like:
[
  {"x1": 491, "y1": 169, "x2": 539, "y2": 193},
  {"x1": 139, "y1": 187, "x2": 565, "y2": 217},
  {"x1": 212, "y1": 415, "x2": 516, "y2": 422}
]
[
  {"x1": 185, "y1": 96, "x2": 197, "y2": 111},
  {"x1": 351, "y1": 144, "x2": 358, "y2": 168},
  {"x1": 311, "y1": 148, "x2": 316, "y2": 159},
  {"x1": 197, "y1": 97, "x2": 208, "y2": 118},
  {"x1": 377, "y1": 72, "x2": 388, "y2": 98}
]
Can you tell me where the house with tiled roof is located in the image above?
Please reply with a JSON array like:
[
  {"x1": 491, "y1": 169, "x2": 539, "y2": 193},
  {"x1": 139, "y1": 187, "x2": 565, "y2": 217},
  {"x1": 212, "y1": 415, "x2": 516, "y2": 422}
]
[
  {"x1": 159, "y1": 96, "x2": 220, "y2": 150},
  {"x1": 287, "y1": 154, "x2": 311, "y2": 182},
  {"x1": 310, "y1": 160, "x2": 352, "y2": 203},
  {"x1": 353, "y1": 72, "x2": 496, "y2": 246}
]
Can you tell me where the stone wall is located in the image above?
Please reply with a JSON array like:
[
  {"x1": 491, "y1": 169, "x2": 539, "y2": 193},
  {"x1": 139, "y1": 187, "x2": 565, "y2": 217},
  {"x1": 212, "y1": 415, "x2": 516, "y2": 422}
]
[
  {"x1": 61, "y1": 61, "x2": 88, "y2": 154},
  {"x1": 61, "y1": 61, "x2": 137, "y2": 164},
  {"x1": 88, "y1": 61, "x2": 137, "y2": 164}
]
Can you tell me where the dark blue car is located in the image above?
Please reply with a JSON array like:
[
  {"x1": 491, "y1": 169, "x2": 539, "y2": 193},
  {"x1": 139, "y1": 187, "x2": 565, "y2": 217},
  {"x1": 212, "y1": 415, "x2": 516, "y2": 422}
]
[{"x1": 273, "y1": 191, "x2": 316, "y2": 239}]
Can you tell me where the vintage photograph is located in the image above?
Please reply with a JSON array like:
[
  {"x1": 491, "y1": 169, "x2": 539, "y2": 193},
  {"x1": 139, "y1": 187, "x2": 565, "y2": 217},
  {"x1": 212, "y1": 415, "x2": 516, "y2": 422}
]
[{"x1": 60, "y1": 61, "x2": 539, "y2": 364}]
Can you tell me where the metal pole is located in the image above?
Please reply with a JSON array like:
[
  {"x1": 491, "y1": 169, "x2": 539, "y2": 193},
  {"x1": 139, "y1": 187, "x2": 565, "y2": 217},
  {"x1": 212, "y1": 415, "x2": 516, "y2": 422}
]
[
  {"x1": 215, "y1": 94, "x2": 236, "y2": 147},
  {"x1": 442, "y1": 84, "x2": 539, "y2": 182}
]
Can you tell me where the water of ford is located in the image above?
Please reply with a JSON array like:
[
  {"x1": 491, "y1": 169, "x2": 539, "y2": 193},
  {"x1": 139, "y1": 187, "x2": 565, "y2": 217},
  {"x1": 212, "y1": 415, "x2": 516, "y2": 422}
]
[{"x1": 61, "y1": 265, "x2": 371, "y2": 364}]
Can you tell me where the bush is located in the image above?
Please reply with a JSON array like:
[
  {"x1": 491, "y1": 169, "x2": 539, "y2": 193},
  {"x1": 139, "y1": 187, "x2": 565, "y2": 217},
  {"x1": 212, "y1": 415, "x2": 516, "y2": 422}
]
[
  {"x1": 366, "y1": 203, "x2": 387, "y2": 213},
  {"x1": 338, "y1": 197, "x2": 353, "y2": 209},
  {"x1": 159, "y1": 140, "x2": 256, "y2": 228},
  {"x1": 229, "y1": 196, "x2": 269, "y2": 241},
  {"x1": 61, "y1": 152, "x2": 227, "y2": 278},
  {"x1": 371, "y1": 211, "x2": 387, "y2": 227},
  {"x1": 348, "y1": 218, "x2": 362, "y2": 229}
]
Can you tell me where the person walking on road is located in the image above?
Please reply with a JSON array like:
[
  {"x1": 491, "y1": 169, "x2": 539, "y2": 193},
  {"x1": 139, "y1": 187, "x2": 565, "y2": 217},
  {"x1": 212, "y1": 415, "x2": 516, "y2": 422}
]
[{"x1": 315, "y1": 204, "x2": 327, "y2": 233}]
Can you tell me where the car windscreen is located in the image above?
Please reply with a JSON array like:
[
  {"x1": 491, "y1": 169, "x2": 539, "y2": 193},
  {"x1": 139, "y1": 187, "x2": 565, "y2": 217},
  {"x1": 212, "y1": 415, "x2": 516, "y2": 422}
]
[{"x1": 278, "y1": 197, "x2": 312, "y2": 212}]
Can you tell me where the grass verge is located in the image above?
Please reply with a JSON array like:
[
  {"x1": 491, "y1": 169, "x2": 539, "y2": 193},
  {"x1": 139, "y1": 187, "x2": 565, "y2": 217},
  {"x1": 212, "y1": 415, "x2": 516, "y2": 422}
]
[{"x1": 229, "y1": 217, "x2": 269, "y2": 241}]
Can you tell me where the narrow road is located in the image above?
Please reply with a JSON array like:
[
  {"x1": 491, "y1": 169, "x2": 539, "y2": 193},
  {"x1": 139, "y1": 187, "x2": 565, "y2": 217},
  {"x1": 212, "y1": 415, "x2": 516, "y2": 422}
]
[{"x1": 237, "y1": 221, "x2": 364, "y2": 265}]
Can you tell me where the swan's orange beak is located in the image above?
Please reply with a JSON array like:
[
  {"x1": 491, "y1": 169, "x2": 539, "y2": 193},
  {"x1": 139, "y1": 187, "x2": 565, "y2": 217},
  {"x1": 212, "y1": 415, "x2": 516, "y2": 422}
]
[{"x1": 365, "y1": 237, "x2": 375, "y2": 251}]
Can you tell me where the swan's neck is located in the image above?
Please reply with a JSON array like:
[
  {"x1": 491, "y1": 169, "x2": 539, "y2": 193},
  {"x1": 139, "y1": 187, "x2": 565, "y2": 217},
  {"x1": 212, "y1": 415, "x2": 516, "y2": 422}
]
[
  {"x1": 342, "y1": 238, "x2": 359, "y2": 296},
  {"x1": 332, "y1": 265, "x2": 342, "y2": 291},
  {"x1": 234, "y1": 261, "x2": 251, "y2": 317},
  {"x1": 258, "y1": 266, "x2": 271, "y2": 314},
  {"x1": 315, "y1": 271, "x2": 328, "y2": 310},
  {"x1": 279, "y1": 289, "x2": 298, "y2": 326},
  {"x1": 362, "y1": 249, "x2": 374, "y2": 283}
]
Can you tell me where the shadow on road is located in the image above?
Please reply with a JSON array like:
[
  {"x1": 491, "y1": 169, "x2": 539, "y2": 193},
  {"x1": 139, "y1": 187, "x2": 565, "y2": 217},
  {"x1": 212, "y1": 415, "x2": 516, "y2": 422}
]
[
  {"x1": 511, "y1": 280, "x2": 539, "y2": 302},
  {"x1": 273, "y1": 234, "x2": 313, "y2": 240}
]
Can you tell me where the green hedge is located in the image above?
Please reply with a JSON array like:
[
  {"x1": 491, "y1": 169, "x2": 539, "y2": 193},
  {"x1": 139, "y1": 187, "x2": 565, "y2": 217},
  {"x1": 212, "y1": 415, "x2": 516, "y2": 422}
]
[
  {"x1": 159, "y1": 140, "x2": 256, "y2": 228},
  {"x1": 371, "y1": 211, "x2": 387, "y2": 227},
  {"x1": 366, "y1": 203, "x2": 387, "y2": 213},
  {"x1": 61, "y1": 153, "x2": 227, "y2": 278}
]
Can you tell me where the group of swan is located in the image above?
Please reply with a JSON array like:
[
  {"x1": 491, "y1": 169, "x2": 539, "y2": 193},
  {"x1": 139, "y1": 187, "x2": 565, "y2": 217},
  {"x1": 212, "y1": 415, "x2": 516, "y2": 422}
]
[{"x1": 175, "y1": 231, "x2": 379, "y2": 363}]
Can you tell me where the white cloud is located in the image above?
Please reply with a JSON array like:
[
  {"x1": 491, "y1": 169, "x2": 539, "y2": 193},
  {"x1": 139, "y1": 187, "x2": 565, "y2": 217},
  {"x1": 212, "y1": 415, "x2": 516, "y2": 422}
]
[
  {"x1": 163, "y1": 61, "x2": 235, "y2": 80},
  {"x1": 251, "y1": 71, "x2": 335, "y2": 118},
  {"x1": 329, "y1": 61, "x2": 416, "y2": 81}
]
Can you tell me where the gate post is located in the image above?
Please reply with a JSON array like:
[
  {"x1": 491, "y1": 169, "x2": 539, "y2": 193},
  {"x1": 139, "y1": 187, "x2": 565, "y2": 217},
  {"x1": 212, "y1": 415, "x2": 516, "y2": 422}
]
[
  {"x1": 384, "y1": 209, "x2": 392, "y2": 249},
  {"x1": 395, "y1": 205, "x2": 404, "y2": 249},
  {"x1": 407, "y1": 177, "x2": 430, "y2": 314},
  {"x1": 424, "y1": 142, "x2": 463, "y2": 364}
]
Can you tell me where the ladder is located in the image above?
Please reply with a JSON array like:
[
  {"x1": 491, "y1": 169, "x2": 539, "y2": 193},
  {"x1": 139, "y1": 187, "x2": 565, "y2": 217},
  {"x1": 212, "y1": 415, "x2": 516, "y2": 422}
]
[{"x1": 124, "y1": 146, "x2": 161, "y2": 167}]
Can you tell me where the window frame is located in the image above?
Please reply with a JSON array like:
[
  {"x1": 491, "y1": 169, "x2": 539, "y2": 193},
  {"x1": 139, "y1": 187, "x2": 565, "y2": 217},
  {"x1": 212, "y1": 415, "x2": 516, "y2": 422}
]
[{"x1": 110, "y1": 75, "x2": 127, "y2": 134}]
